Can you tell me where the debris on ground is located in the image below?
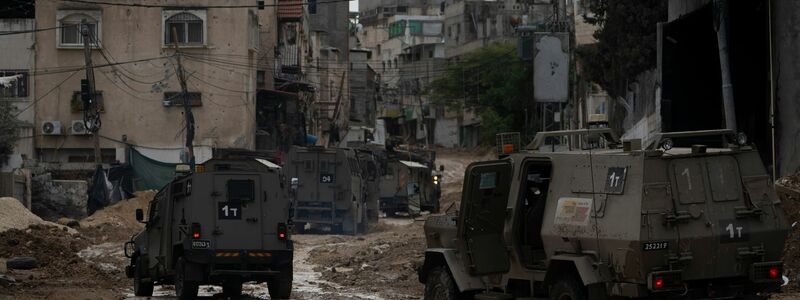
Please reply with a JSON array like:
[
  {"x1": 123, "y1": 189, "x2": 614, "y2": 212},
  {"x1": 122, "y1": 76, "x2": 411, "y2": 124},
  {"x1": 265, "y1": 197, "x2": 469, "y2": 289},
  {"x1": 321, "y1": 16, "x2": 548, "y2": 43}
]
[
  {"x1": 0, "y1": 225, "x2": 125, "y2": 299},
  {"x1": 0, "y1": 197, "x2": 73, "y2": 234},
  {"x1": 6, "y1": 257, "x2": 37, "y2": 270},
  {"x1": 79, "y1": 190, "x2": 155, "y2": 242}
]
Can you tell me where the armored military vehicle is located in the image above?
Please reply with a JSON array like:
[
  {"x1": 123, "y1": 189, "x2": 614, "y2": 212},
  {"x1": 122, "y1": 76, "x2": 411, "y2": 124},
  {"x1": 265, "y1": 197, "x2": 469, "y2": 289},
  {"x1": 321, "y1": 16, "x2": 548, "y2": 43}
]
[
  {"x1": 355, "y1": 148, "x2": 381, "y2": 223},
  {"x1": 124, "y1": 158, "x2": 293, "y2": 299},
  {"x1": 286, "y1": 146, "x2": 368, "y2": 234},
  {"x1": 419, "y1": 129, "x2": 788, "y2": 299},
  {"x1": 376, "y1": 147, "x2": 440, "y2": 216}
]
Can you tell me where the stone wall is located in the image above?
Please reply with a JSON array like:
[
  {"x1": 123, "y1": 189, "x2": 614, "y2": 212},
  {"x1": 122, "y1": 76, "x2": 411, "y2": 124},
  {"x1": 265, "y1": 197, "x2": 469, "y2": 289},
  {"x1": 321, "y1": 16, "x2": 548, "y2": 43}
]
[{"x1": 31, "y1": 174, "x2": 87, "y2": 221}]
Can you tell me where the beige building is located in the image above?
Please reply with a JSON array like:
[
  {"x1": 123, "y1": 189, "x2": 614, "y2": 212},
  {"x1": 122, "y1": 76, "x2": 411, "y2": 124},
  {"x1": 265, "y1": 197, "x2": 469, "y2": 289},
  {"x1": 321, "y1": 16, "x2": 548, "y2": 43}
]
[{"x1": 34, "y1": 0, "x2": 276, "y2": 166}]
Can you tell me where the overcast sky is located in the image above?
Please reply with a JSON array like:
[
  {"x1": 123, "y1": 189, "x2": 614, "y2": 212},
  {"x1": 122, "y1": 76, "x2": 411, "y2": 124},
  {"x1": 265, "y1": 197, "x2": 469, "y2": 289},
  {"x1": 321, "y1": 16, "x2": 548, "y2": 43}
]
[{"x1": 350, "y1": 0, "x2": 358, "y2": 12}]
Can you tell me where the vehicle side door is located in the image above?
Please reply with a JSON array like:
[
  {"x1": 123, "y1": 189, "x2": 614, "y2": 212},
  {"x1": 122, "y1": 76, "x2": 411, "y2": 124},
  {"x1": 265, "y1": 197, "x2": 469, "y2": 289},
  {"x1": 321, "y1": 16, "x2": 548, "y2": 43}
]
[
  {"x1": 145, "y1": 190, "x2": 167, "y2": 272},
  {"x1": 458, "y1": 160, "x2": 513, "y2": 275}
]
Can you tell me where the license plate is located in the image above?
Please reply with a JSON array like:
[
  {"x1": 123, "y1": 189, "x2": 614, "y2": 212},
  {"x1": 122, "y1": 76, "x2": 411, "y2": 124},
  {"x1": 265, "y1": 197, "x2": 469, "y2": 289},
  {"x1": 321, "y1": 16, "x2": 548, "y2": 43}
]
[
  {"x1": 642, "y1": 241, "x2": 669, "y2": 251},
  {"x1": 191, "y1": 240, "x2": 211, "y2": 249}
]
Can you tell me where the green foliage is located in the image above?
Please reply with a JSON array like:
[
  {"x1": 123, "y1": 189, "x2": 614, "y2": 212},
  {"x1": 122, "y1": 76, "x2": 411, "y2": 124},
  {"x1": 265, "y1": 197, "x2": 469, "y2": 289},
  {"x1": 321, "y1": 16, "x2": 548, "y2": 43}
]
[
  {"x1": 577, "y1": 0, "x2": 667, "y2": 98},
  {"x1": 0, "y1": 101, "x2": 20, "y2": 167},
  {"x1": 479, "y1": 108, "x2": 513, "y2": 145},
  {"x1": 427, "y1": 42, "x2": 532, "y2": 145}
]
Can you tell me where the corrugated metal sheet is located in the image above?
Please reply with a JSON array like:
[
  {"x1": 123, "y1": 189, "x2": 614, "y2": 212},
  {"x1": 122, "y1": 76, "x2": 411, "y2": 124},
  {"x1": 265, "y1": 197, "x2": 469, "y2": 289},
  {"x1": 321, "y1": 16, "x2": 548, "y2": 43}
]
[{"x1": 278, "y1": 0, "x2": 303, "y2": 19}]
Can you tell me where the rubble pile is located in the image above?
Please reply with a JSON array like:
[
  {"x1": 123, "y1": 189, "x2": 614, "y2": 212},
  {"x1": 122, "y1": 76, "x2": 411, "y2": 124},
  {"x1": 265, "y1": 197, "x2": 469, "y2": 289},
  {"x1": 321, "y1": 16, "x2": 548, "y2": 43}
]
[
  {"x1": 307, "y1": 223, "x2": 426, "y2": 299},
  {"x1": 79, "y1": 190, "x2": 155, "y2": 242},
  {"x1": 0, "y1": 225, "x2": 122, "y2": 297},
  {"x1": 0, "y1": 197, "x2": 71, "y2": 233}
]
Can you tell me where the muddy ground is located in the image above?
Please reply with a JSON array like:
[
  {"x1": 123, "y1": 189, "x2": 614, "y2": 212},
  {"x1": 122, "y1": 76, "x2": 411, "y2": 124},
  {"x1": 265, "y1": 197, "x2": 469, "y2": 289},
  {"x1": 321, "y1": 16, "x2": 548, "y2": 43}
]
[{"x1": 2, "y1": 151, "x2": 800, "y2": 299}]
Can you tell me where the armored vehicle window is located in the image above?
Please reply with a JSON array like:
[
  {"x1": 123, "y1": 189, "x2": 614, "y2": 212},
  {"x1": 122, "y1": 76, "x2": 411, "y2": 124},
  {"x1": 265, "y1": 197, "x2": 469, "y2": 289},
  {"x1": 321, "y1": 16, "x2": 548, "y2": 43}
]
[
  {"x1": 227, "y1": 180, "x2": 255, "y2": 203},
  {"x1": 671, "y1": 159, "x2": 707, "y2": 204},
  {"x1": 304, "y1": 160, "x2": 313, "y2": 171},
  {"x1": 706, "y1": 156, "x2": 742, "y2": 202}
]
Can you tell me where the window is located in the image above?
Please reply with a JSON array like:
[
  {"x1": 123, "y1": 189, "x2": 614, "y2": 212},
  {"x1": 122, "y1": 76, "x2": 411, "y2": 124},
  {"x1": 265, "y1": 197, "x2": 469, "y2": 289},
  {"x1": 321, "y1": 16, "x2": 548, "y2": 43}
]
[
  {"x1": 57, "y1": 10, "x2": 101, "y2": 48},
  {"x1": 397, "y1": 6, "x2": 408, "y2": 13},
  {"x1": 71, "y1": 91, "x2": 105, "y2": 112},
  {"x1": 163, "y1": 10, "x2": 206, "y2": 46},
  {"x1": 257, "y1": 70, "x2": 266, "y2": 89},
  {"x1": 163, "y1": 92, "x2": 202, "y2": 107},
  {"x1": 309, "y1": 0, "x2": 317, "y2": 14},
  {"x1": 0, "y1": 70, "x2": 28, "y2": 98},
  {"x1": 227, "y1": 180, "x2": 255, "y2": 203}
]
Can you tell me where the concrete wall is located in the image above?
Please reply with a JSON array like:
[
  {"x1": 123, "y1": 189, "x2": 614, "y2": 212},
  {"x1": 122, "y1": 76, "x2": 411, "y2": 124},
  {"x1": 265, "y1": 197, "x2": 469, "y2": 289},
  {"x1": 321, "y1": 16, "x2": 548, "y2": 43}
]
[
  {"x1": 309, "y1": 0, "x2": 349, "y2": 53},
  {"x1": 34, "y1": 1, "x2": 265, "y2": 165},
  {"x1": 773, "y1": 0, "x2": 800, "y2": 175},
  {"x1": 434, "y1": 117, "x2": 459, "y2": 148},
  {"x1": 0, "y1": 19, "x2": 36, "y2": 171}
]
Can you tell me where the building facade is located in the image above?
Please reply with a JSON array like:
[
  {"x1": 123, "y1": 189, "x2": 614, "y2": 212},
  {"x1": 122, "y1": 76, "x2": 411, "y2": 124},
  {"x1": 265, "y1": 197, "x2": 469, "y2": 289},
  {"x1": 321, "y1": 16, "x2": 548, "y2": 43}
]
[
  {"x1": 0, "y1": 17, "x2": 36, "y2": 171},
  {"x1": 34, "y1": 0, "x2": 274, "y2": 167}
]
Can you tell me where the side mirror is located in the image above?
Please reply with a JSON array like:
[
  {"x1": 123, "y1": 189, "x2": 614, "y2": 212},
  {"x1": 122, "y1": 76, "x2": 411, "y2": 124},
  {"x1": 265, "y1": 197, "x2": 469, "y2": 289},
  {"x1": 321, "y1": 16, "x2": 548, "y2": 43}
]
[
  {"x1": 135, "y1": 208, "x2": 145, "y2": 223},
  {"x1": 439, "y1": 165, "x2": 444, "y2": 172}
]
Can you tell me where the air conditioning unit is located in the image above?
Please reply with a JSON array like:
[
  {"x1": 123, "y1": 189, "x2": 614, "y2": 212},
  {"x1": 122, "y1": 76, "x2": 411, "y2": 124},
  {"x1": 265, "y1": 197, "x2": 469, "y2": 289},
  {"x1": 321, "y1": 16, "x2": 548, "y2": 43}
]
[
  {"x1": 70, "y1": 120, "x2": 90, "y2": 135},
  {"x1": 41, "y1": 121, "x2": 63, "y2": 135}
]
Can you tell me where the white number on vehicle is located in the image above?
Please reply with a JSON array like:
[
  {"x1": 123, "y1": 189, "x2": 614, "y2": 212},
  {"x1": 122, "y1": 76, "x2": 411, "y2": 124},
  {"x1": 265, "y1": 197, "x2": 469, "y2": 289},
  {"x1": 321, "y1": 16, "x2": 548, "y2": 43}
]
[
  {"x1": 218, "y1": 203, "x2": 242, "y2": 220},
  {"x1": 642, "y1": 241, "x2": 669, "y2": 251},
  {"x1": 720, "y1": 220, "x2": 749, "y2": 243}
]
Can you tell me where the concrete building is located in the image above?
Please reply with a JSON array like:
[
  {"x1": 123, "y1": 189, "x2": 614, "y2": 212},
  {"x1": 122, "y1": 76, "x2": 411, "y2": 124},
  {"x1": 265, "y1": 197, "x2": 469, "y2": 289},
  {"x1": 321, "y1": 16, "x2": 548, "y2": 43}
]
[
  {"x1": 0, "y1": 17, "x2": 36, "y2": 172},
  {"x1": 34, "y1": 0, "x2": 273, "y2": 168},
  {"x1": 442, "y1": 0, "x2": 527, "y2": 58}
]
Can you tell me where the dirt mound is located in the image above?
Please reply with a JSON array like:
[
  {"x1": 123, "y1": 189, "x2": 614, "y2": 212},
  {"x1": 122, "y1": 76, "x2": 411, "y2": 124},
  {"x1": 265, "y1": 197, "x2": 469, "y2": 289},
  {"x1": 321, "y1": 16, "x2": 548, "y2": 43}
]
[
  {"x1": 79, "y1": 190, "x2": 155, "y2": 243},
  {"x1": 307, "y1": 222, "x2": 426, "y2": 299},
  {"x1": 0, "y1": 198, "x2": 72, "y2": 234},
  {"x1": 0, "y1": 225, "x2": 125, "y2": 298}
]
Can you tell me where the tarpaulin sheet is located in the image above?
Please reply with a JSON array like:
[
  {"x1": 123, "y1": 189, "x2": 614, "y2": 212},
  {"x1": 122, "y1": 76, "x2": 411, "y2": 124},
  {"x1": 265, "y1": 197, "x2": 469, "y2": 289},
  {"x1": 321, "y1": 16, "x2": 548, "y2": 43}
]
[{"x1": 129, "y1": 148, "x2": 176, "y2": 190}]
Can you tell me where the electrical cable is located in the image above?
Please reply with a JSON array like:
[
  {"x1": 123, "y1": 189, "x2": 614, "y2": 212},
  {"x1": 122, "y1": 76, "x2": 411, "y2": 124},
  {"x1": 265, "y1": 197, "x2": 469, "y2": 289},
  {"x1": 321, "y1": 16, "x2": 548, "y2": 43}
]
[
  {"x1": 13, "y1": 70, "x2": 81, "y2": 118},
  {"x1": 56, "y1": 0, "x2": 353, "y2": 9}
]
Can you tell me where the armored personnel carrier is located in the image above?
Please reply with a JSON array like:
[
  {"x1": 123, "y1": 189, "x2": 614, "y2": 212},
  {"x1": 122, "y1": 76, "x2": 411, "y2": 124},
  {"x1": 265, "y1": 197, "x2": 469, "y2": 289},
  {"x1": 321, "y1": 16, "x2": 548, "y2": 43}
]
[
  {"x1": 125, "y1": 157, "x2": 293, "y2": 299},
  {"x1": 285, "y1": 146, "x2": 369, "y2": 234},
  {"x1": 419, "y1": 129, "x2": 788, "y2": 299}
]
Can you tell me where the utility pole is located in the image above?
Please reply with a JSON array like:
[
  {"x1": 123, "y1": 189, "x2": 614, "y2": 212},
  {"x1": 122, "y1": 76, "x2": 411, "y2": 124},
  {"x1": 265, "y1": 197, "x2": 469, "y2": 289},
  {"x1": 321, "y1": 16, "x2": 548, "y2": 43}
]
[
  {"x1": 172, "y1": 27, "x2": 196, "y2": 169},
  {"x1": 81, "y1": 20, "x2": 101, "y2": 166}
]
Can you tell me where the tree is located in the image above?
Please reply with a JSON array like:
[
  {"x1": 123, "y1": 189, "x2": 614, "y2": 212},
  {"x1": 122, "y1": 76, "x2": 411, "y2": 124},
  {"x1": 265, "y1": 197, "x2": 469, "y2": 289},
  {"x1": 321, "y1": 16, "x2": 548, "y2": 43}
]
[
  {"x1": 577, "y1": 0, "x2": 667, "y2": 98},
  {"x1": 0, "y1": 100, "x2": 20, "y2": 167},
  {"x1": 427, "y1": 42, "x2": 532, "y2": 145}
]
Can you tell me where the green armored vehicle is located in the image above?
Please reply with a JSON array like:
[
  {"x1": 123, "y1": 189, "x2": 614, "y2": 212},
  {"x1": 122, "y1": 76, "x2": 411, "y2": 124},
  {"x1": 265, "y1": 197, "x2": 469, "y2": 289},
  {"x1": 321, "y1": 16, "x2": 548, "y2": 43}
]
[
  {"x1": 419, "y1": 129, "x2": 788, "y2": 299},
  {"x1": 286, "y1": 146, "x2": 369, "y2": 234},
  {"x1": 125, "y1": 158, "x2": 293, "y2": 299}
]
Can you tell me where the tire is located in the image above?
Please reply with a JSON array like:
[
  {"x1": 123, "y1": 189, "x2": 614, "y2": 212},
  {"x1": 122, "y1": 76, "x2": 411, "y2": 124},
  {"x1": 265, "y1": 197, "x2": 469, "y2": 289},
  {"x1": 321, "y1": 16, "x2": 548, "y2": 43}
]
[
  {"x1": 424, "y1": 266, "x2": 458, "y2": 300},
  {"x1": 549, "y1": 276, "x2": 587, "y2": 300},
  {"x1": 223, "y1": 281, "x2": 243, "y2": 298},
  {"x1": 133, "y1": 256, "x2": 154, "y2": 297},
  {"x1": 267, "y1": 267, "x2": 293, "y2": 299},
  {"x1": 175, "y1": 257, "x2": 199, "y2": 300}
]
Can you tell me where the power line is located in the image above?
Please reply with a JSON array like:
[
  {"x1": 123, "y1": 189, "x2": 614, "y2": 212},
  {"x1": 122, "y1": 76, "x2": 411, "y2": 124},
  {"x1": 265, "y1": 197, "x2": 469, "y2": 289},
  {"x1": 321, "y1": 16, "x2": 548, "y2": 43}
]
[
  {"x1": 0, "y1": 25, "x2": 70, "y2": 36},
  {"x1": 56, "y1": 0, "x2": 353, "y2": 8},
  {"x1": 13, "y1": 70, "x2": 81, "y2": 118}
]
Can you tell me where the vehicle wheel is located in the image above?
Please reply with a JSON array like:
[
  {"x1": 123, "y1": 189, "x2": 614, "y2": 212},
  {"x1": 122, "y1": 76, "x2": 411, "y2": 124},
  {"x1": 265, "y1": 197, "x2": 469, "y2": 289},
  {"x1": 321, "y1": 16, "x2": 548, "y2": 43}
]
[
  {"x1": 424, "y1": 266, "x2": 458, "y2": 300},
  {"x1": 223, "y1": 281, "x2": 243, "y2": 298},
  {"x1": 133, "y1": 256, "x2": 154, "y2": 297},
  {"x1": 175, "y1": 257, "x2": 199, "y2": 300},
  {"x1": 268, "y1": 267, "x2": 292, "y2": 299},
  {"x1": 549, "y1": 276, "x2": 587, "y2": 300}
]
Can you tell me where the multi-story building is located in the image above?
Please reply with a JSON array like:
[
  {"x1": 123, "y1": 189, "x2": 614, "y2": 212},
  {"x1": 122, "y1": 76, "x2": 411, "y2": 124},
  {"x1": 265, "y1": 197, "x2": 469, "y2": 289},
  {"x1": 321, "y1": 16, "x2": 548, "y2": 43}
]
[
  {"x1": 0, "y1": 13, "x2": 36, "y2": 171},
  {"x1": 33, "y1": 0, "x2": 274, "y2": 170},
  {"x1": 442, "y1": 0, "x2": 528, "y2": 58}
]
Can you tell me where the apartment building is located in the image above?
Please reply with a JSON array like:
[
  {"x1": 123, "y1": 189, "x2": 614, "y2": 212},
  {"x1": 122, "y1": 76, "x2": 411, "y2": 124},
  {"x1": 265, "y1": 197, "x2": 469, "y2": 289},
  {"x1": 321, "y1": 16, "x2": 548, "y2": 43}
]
[
  {"x1": 0, "y1": 13, "x2": 36, "y2": 171},
  {"x1": 34, "y1": 0, "x2": 274, "y2": 168}
]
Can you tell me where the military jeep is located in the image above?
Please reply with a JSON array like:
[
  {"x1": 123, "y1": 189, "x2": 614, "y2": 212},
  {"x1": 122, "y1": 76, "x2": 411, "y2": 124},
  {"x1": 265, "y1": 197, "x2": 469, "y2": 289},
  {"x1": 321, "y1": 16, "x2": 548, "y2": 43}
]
[
  {"x1": 419, "y1": 129, "x2": 788, "y2": 299},
  {"x1": 124, "y1": 158, "x2": 293, "y2": 299}
]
